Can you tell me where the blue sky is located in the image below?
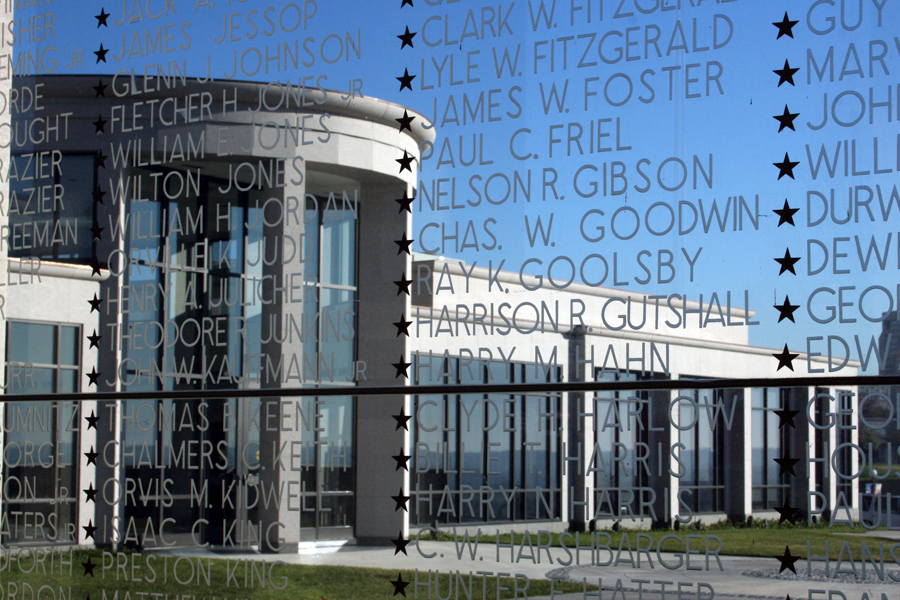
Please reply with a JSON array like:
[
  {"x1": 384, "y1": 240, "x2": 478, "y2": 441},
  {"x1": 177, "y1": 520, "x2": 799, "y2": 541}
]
[{"x1": 12, "y1": 0, "x2": 900, "y2": 373}]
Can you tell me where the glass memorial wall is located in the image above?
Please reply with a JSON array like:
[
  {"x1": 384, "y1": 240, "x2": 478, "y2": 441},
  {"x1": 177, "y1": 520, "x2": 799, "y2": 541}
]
[{"x1": 0, "y1": 0, "x2": 897, "y2": 599}]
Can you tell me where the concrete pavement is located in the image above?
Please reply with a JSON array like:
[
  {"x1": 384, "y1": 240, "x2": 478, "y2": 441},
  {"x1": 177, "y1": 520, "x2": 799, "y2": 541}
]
[{"x1": 169, "y1": 530, "x2": 900, "y2": 600}]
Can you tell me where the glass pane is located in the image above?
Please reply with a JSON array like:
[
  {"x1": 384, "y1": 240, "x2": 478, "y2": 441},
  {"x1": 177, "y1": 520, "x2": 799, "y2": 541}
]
[{"x1": 8, "y1": 322, "x2": 55, "y2": 365}]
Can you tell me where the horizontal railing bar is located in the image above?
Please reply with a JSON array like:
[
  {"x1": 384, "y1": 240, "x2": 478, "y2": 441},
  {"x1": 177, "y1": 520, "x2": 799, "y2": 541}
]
[{"x1": 0, "y1": 374, "x2": 896, "y2": 403}]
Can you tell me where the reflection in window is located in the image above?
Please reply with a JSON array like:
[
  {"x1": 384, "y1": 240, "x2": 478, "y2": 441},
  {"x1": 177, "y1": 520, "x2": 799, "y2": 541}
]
[
  {"x1": 3, "y1": 321, "x2": 80, "y2": 544},
  {"x1": 411, "y1": 354, "x2": 561, "y2": 525},
  {"x1": 751, "y1": 388, "x2": 790, "y2": 510},
  {"x1": 676, "y1": 388, "x2": 726, "y2": 514}
]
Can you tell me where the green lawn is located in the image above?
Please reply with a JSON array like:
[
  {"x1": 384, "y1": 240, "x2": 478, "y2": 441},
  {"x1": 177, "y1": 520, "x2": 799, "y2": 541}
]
[
  {"x1": 0, "y1": 549, "x2": 592, "y2": 600},
  {"x1": 431, "y1": 520, "x2": 898, "y2": 561}
]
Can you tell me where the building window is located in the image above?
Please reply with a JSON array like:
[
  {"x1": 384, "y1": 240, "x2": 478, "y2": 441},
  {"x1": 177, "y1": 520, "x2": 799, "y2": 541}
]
[
  {"x1": 751, "y1": 388, "x2": 790, "y2": 510},
  {"x1": 676, "y1": 387, "x2": 726, "y2": 514},
  {"x1": 3, "y1": 320, "x2": 81, "y2": 544},
  {"x1": 593, "y1": 370, "x2": 652, "y2": 519},
  {"x1": 411, "y1": 354, "x2": 562, "y2": 525},
  {"x1": 8, "y1": 153, "x2": 95, "y2": 263}
]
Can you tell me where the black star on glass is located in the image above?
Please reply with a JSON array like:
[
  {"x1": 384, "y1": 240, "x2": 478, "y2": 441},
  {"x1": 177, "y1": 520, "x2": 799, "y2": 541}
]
[
  {"x1": 90, "y1": 224, "x2": 104, "y2": 241},
  {"x1": 774, "y1": 452, "x2": 800, "y2": 477},
  {"x1": 392, "y1": 531, "x2": 410, "y2": 555},
  {"x1": 773, "y1": 199, "x2": 799, "y2": 226},
  {"x1": 398, "y1": 26, "x2": 417, "y2": 49},
  {"x1": 93, "y1": 187, "x2": 106, "y2": 204},
  {"x1": 93, "y1": 114, "x2": 107, "y2": 134},
  {"x1": 88, "y1": 293, "x2": 103, "y2": 313},
  {"x1": 393, "y1": 407, "x2": 411, "y2": 430},
  {"x1": 393, "y1": 355, "x2": 411, "y2": 379},
  {"x1": 773, "y1": 12, "x2": 798, "y2": 39},
  {"x1": 394, "y1": 273, "x2": 411, "y2": 296},
  {"x1": 395, "y1": 232, "x2": 413, "y2": 255},
  {"x1": 85, "y1": 409, "x2": 99, "y2": 429},
  {"x1": 84, "y1": 446, "x2": 99, "y2": 466},
  {"x1": 394, "y1": 314, "x2": 412, "y2": 337},
  {"x1": 775, "y1": 546, "x2": 800, "y2": 574},
  {"x1": 772, "y1": 344, "x2": 799, "y2": 371},
  {"x1": 774, "y1": 105, "x2": 799, "y2": 132},
  {"x1": 774, "y1": 404, "x2": 800, "y2": 428},
  {"x1": 397, "y1": 68, "x2": 415, "y2": 91},
  {"x1": 391, "y1": 573, "x2": 410, "y2": 597},
  {"x1": 392, "y1": 488, "x2": 410, "y2": 511},
  {"x1": 774, "y1": 153, "x2": 799, "y2": 179},
  {"x1": 775, "y1": 248, "x2": 800, "y2": 275},
  {"x1": 94, "y1": 44, "x2": 109, "y2": 64},
  {"x1": 395, "y1": 190, "x2": 414, "y2": 213},
  {"x1": 96, "y1": 8, "x2": 110, "y2": 27},
  {"x1": 83, "y1": 520, "x2": 98, "y2": 540},
  {"x1": 393, "y1": 447, "x2": 411, "y2": 471},
  {"x1": 82, "y1": 556, "x2": 97, "y2": 577},
  {"x1": 396, "y1": 109, "x2": 415, "y2": 133},
  {"x1": 84, "y1": 484, "x2": 98, "y2": 503},
  {"x1": 88, "y1": 367, "x2": 101, "y2": 387},
  {"x1": 396, "y1": 150, "x2": 414, "y2": 173},
  {"x1": 95, "y1": 151, "x2": 108, "y2": 169},
  {"x1": 91, "y1": 259, "x2": 102, "y2": 277},
  {"x1": 774, "y1": 500, "x2": 799, "y2": 524},
  {"x1": 774, "y1": 60, "x2": 799, "y2": 86},
  {"x1": 87, "y1": 329, "x2": 102, "y2": 350},
  {"x1": 94, "y1": 80, "x2": 107, "y2": 98},
  {"x1": 774, "y1": 296, "x2": 799, "y2": 323}
]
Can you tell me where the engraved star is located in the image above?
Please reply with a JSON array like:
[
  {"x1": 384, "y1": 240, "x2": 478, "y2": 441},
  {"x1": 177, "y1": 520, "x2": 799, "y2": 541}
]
[
  {"x1": 93, "y1": 114, "x2": 107, "y2": 134},
  {"x1": 88, "y1": 293, "x2": 103, "y2": 313},
  {"x1": 773, "y1": 199, "x2": 799, "y2": 226},
  {"x1": 772, "y1": 344, "x2": 799, "y2": 371},
  {"x1": 397, "y1": 68, "x2": 415, "y2": 91},
  {"x1": 84, "y1": 484, "x2": 98, "y2": 503},
  {"x1": 392, "y1": 488, "x2": 411, "y2": 512},
  {"x1": 94, "y1": 79, "x2": 107, "y2": 98},
  {"x1": 395, "y1": 232, "x2": 413, "y2": 255},
  {"x1": 392, "y1": 531, "x2": 411, "y2": 555},
  {"x1": 774, "y1": 105, "x2": 799, "y2": 132},
  {"x1": 82, "y1": 556, "x2": 97, "y2": 577},
  {"x1": 392, "y1": 447, "x2": 411, "y2": 470},
  {"x1": 391, "y1": 573, "x2": 410, "y2": 597},
  {"x1": 91, "y1": 259, "x2": 102, "y2": 277},
  {"x1": 392, "y1": 355, "x2": 411, "y2": 379},
  {"x1": 774, "y1": 404, "x2": 800, "y2": 428},
  {"x1": 84, "y1": 446, "x2": 99, "y2": 466},
  {"x1": 95, "y1": 151, "x2": 108, "y2": 169},
  {"x1": 90, "y1": 224, "x2": 104, "y2": 241},
  {"x1": 774, "y1": 153, "x2": 799, "y2": 179},
  {"x1": 395, "y1": 190, "x2": 414, "y2": 214},
  {"x1": 775, "y1": 546, "x2": 800, "y2": 574},
  {"x1": 393, "y1": 407, "x2": 412, "y2": 430},
  {"x1": 87, "y1": 329, "x2": 102, "y2": 350},
  {"x1": 93, "y1": 186, "x2": 106, "y2": 204},
  {"x1": 83, "y1": 520, "x2": 98, "y2": 540},
  {"x1": 95, "y1": 8, "x2": 110, "y2": 27},
  {"x1": 87, "y1": 367, "x2": 101, "y2": 387},
  {"x1": 774, "y1": 500, "x2": 799, "y2": 524},
  {"x1": 394, "y1": 314, "x2": 412, "y2": 337},
  {"x1": 85, "y1": 409, "x2": 100, "y2": 429},
  {"x1": 396, "y1": 150, "x2": 414, "y2": 173},
  {"x1": 94, "y1": 44, "x2": 109, "y2": 64},
  {"x1": 401, "y1": 0, "x2": 414, "y2": 6},
  {"x1": 394, "y1": 273, "x2": 411, "y2": 296},
  {"x1": 775, "y1": 452, "x2": 800, "y2": 477},
  {"x1": 773, "y1": 12, "x2": 799, "y2": 39},
  {"x1": 396, "y1": 109, "x2": 415, "y2": 133},
  {"x1": 774, "y1": 296, "x2": 799, "y2": 323},
  {"x1": 775, "y1": 248, "x2": 800, "y2": 275},
  {"x1": 398, "y1": 26, "x2": 417, "y2": 49},
  {"x1": 774, "y1": 60, "x2": 799, "y2": 86}
]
